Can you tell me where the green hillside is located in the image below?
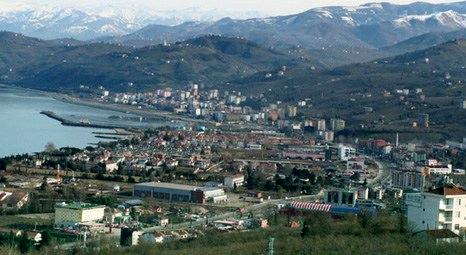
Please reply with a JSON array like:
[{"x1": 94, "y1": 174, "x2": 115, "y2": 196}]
[
  {"x1": 232, "y1": 40, "x2": 466, "y2": 140},
  {"x1": 0, "y1": 33, "x2": 309, "y2": 92},
  {"x1": 29, "y1": 213, "x2": 466, "y2": 255}
]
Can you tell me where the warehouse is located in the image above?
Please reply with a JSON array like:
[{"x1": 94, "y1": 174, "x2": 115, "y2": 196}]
[
  {"x1": 54, "y1": 202, "x2": 106, "y2": 227},
  {"x1": 133, "y1": 182, "x2": 226, "y2": 204}
]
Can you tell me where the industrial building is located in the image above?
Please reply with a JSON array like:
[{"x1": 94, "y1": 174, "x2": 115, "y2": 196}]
[
  {"x1": 54, "y1": 202, "x2": 106, "y2": 227},
  {"x1": 133, "y1": 182, "x2": 227, "y2": 204}
]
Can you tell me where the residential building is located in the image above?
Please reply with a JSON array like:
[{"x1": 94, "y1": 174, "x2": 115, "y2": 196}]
[
  {"x1": 391, "y1": 170, "x2": 426, "y2": 190},
  {"x1": 406, "y1": 186, "x2": 466, "y2": 234},
  {"x1": 286, "y1": 106, "x2": 297, "y2": 118},
  {"x1": 316, "y1": 119, "x2": 326, "y2": 131},
  {"x1": 418, "y1": 162, "x2": 453, "y2": 175},
  {"x1": 0, "y1": 191, "x2": 29, "y2": 210},
  {"x1": 324, "y1": 131, "x2": 334, "y2": 142},
  {"x1": 415, "y1": 229, "x2": 461, "y2": 244},
  {"x1": 54, "y1": 202, "x2": 106, "y2": 227},
  {"x1": 418, "y1": 114, "x2": 429, "y2": 128},
  {"x1": 338, "y1": 144, "x2": 356, "y2": 161},
  {"x1": 324, "y1": 189, "x2": 358, "y2": 207},
  {"x1": 224, "y1": 174, "x2": 245, "y2": 189},
  {"x1": 346, "y1": 157, "x2": 365, "y2": 171},
  {"x1": 330, "y1": 119, "x2": 346, "y2": 131}
]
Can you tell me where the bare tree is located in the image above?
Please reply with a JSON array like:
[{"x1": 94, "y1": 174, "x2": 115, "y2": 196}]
[{"x1": 44, "y1": 142, "x2": 57, "y2": 153}]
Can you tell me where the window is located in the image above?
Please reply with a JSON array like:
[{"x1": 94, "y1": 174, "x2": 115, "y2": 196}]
[
  {"x1": 423, "y1": 208, "x2": 425, "y2": 211},
  {"x1": 422, "y1": 221, "x2": 425, "y2": 224},
  {"x1": 456, "y1": 211, "x2": 461, "y2": 218},
  {"x1": 459, "y1": 199, "x2": 462, "y2": 205},
  {"x1": 455, "y1": 224, "x2": 460, "y2": 230}
]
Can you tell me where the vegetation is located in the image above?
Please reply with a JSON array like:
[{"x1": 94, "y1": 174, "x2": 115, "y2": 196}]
[
  {"x1": 5, "y1": 212, "x2": 463, "y2": 255},
  {"x1": 0, "y1": 33, "x2": 305, "y2": 92}
]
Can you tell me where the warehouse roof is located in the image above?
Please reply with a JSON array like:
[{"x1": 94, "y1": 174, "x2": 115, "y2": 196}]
[
  {"x1": 55, "y1": 202, "x2": 105, "y2": 210},
  {"x1": 135, "y1": 182, "x2": 199, "y2": 191}
]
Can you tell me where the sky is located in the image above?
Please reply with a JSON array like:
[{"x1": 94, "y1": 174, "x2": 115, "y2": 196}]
[{"x1": 0, "y1": 0, "x2": 462, "y2": 17}]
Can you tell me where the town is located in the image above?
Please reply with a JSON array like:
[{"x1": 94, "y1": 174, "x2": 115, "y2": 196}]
[
  {"x1": 0, "y1": 84, "x2": 465, "y2": 252},
  {"x1": 0, "y1": 0, "x2": 466, "y2": 254}
]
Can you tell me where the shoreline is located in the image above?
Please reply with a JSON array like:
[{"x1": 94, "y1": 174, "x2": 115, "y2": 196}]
[
  {"x1": 1, "y1": 84, "x2": 193, "y2": 130},
  {"x1": 52, "y1": 93, "x2": 214, "y2": 126},
  {"x1": 2, "y1": 84, "x2": 270, "y2": 133},
  {"x1": 40, "y1": 111, "x2": 118, "y2": 130}
]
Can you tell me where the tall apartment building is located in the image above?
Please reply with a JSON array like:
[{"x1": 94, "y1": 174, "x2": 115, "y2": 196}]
[
  {"x1": 330, "y1": 119, "x2": 346, "y2": 131},
  {"x1": 391, "y1": 169, "x2": 426, "y2": 190},
  {"x1": 406, "y1": 186, "x2": 466, "y2": 234}
]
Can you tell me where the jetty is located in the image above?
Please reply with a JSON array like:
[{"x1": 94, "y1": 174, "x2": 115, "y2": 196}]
[{"x1": 40, "y1": 111, "x2": 116, "y2": 129}]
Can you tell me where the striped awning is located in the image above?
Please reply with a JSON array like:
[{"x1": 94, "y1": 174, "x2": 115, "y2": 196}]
[{"x1": 290, "y1": 201, "x2": 332, "y2": 212}]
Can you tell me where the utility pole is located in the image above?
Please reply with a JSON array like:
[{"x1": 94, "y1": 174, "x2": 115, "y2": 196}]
[{"x1": 267, "y1": 237, "x2": 274, "y2": 255}]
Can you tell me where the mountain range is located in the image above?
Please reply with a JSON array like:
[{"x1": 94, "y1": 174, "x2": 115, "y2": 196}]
[
  {"x1": 0, "y1": 5, "x2": 266, "y2": 41},
  {"x1": 99, "y1": 1, "x2": 466, "y2": 50}
]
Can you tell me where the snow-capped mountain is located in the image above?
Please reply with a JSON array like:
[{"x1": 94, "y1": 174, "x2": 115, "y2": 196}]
[
  {"x1": 0, "y1": 4, "x2": 265, "y2": 40},
  {"x1": 101, "y1": 1, "x2": 466, "y2": 49},
  {"x1": 393, "y1": 11, "x2": 466, "y2": 29},
  {"x1": 1, "y1": 1, "x2": 465, "y2": 45},
  {"x1": 0, "y1": 8, "x2": 140, "y2": 40}
]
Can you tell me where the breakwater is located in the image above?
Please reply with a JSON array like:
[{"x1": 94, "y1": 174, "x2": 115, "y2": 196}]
[{"x1": 40, "y1": 111, "x2": 116, "y2": 129}]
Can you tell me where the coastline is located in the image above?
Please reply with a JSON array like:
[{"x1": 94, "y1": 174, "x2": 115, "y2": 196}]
[
  {"x1": 51, "y1": 93, "x2": 215, "y2": 126},
  {"x1": 1, "y1": 84, "x2": 269, "y2": 132},
  {"x1": 1, "y1": 84, "x2": 195, "y2": 129}
]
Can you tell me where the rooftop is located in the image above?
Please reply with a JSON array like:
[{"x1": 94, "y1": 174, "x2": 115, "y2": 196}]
[
  {"x1": 55, "y1": 202, "x2": 105, "y2": 210},
  {"x1": 135, "y1": 182, "x2": 199, "y2": 191},
  {"x1": 427, "y1": 185, "x2": 466, "y2": 196},
  {"x1": 419, "y1": 229, "x2": 460, "y2": 239}
]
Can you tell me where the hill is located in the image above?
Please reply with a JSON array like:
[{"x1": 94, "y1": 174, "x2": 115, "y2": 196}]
[
  {"x1": 382, "y1": 29, "x2": 466, "y2": 55},
  {"x1": 0, "y1": 33, "x2": 315, "y2": 92},
  {"x1": 232, "y1": 40, "x2": 466, "y2": 140}
]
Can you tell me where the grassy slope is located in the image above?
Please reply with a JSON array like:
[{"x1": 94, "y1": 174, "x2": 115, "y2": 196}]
[{"x1": 66, "y1": 214, "x2": 466, "y2": 255}]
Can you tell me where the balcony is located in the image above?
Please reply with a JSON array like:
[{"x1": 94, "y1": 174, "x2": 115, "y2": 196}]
[
  {"x1": 439, "y1": 214, "x2": 453, "y2": 223},
  {"x1": 439, "y1": 204, "x2": 454, "y2": 211}
]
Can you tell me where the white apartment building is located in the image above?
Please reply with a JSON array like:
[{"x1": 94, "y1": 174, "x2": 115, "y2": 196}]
[
  {"x1": 406, "y1": 186, "x2": 466, "y2": 234},
  {"x1": 338, "y1": 144, "x2": 356, "y2": 161},
  {"x1": 224, "y1": 174, "x2": 245, "y2": 189}
]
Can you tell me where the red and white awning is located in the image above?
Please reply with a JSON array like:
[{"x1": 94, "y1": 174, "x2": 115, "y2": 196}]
[{"x1": 290, "y1": 201, "x2": 332, "y2": 212}]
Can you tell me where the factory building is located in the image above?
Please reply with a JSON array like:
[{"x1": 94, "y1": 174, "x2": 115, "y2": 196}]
[
  {"x1": 133, "y1": 182, "x2": 226, "y2": 204},
  {"x1": 54, "y1": 202, "x2": 106, "y2": 227}
]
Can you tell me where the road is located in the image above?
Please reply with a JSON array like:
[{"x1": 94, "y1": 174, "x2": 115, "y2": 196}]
[
  {"x1": 367, "y1": 157, "x2": 390, "y2": 187},
  {"x1": 233, "y1": 158, "x2": 322, "y2": 165},
  {"x1": 141, "y1": 191, "x2": 324, "y2": 233}
]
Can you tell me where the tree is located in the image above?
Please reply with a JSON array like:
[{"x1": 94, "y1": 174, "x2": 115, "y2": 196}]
[
  {"x1": 302, "y1": 212, "x2": 332, "y2": 236},
  {"x1": 40, "y1": 230, "x2": 51, "y2": 248},
  {"x1": 358, "y1": 209, "x2": 372, "y2": 229},
  {"x1": 18, "y1": 232, "x2": 31, "y2": 254},
  {"x1": 40, "y1": 177, "x2": 51, "y2": 192},
  {"x1": 44, "y1": 142, "x2": 57, "y2": 153},
  {"x1": 300, "y1": 222, "x2": 310, "y2": 238}
]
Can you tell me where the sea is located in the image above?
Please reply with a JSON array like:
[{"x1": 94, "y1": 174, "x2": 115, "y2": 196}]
[{"x1": 0, "y1": 85, "x2": 179, "y2": 157}]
